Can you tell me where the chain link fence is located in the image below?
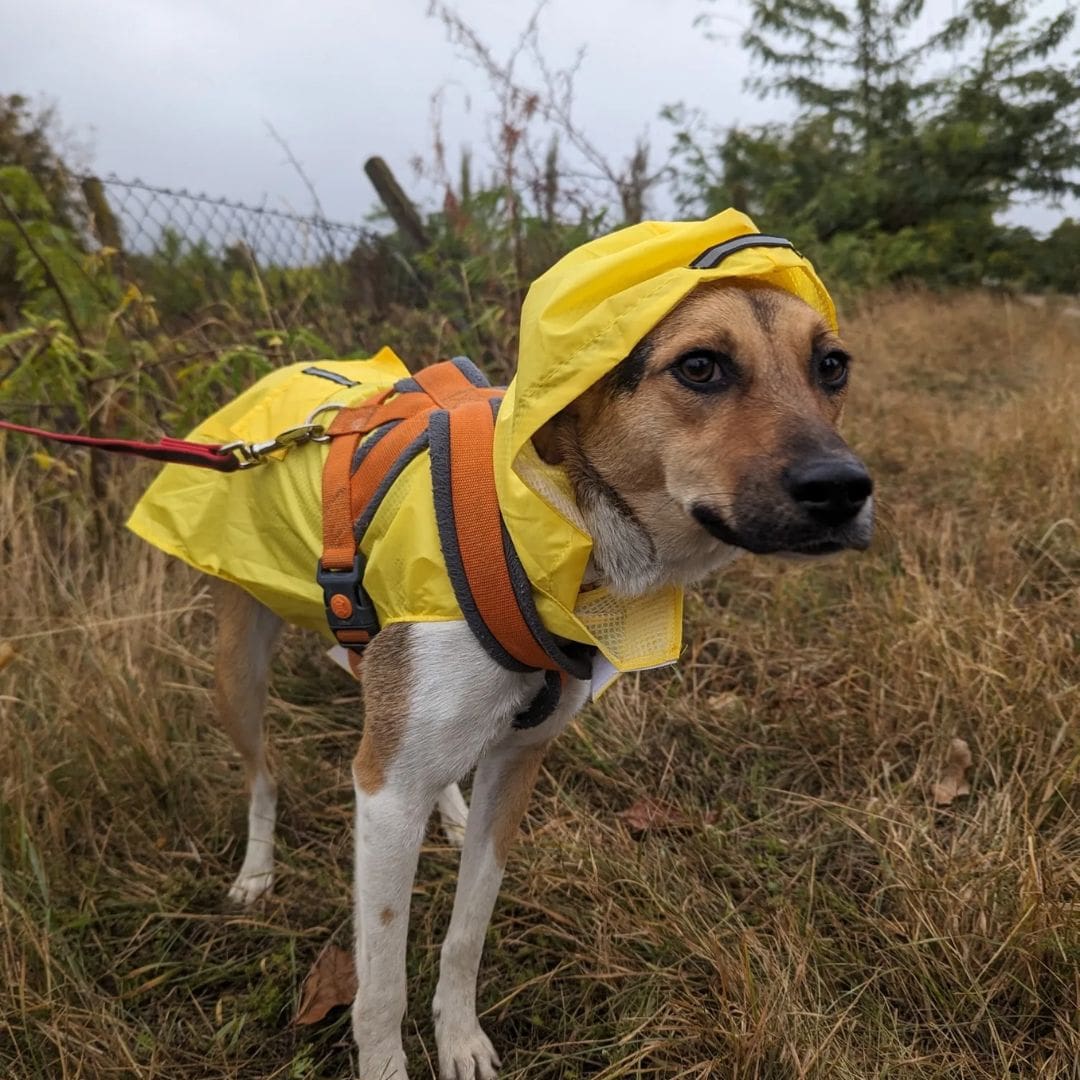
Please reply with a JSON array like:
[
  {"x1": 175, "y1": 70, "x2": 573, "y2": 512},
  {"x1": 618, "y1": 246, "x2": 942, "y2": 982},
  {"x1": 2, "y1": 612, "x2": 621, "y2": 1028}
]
[
  {"x1": 82, "y1": 174, "x2": 375, "y2": 265},
  {"x1": 76, "y1": 174, "x2": 415, "y2": 335}
]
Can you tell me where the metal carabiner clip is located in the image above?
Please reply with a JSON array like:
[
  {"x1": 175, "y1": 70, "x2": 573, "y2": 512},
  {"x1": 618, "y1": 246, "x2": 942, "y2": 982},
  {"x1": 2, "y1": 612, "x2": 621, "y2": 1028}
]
[{"x1": 217, "y1": 403, "x2": 350, "y2": 469}]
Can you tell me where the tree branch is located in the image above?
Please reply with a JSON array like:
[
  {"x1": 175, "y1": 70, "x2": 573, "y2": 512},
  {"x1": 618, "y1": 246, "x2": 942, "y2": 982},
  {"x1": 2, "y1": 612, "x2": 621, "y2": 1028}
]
[{"x1": 0, "y1": 189, "x2": 87, "y2": 349}]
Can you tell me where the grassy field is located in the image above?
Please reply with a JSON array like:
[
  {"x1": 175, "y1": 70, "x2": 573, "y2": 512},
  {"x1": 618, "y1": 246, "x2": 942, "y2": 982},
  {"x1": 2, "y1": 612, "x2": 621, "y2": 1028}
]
[{"x1": 1, "y1": 290, "x2": 1077, "y2": 1079}]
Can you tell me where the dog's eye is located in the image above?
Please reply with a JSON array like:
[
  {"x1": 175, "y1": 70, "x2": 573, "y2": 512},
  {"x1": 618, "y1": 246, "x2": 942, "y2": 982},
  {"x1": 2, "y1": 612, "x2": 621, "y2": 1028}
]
[
  {"x1": 816, "y1": 351, "x2": 850, "y2": 391},
  {"x1": 672, "y1": 350, "x2": 735, "y2": 392}
]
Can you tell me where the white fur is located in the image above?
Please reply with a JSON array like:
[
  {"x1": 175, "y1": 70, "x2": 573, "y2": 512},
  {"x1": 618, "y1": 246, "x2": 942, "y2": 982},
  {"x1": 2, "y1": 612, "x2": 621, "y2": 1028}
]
[
  {"x1": 581, "y1": 483, "x2": 745, "y2": 597},
  {"x1": 227, "y1": 766, "x2": 277, "y2": 904},
  {"x1": 352, "y1": 622, "x2": 586, "y2": 1080},
  {"x1": 218, "y1": 604, "x2": 587, "y2": 1079}
]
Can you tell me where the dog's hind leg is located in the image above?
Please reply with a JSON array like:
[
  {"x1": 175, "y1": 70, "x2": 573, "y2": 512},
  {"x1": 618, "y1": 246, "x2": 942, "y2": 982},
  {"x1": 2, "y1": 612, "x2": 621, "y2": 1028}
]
[
  {"x1": 213, "y1": 579, "x2": 284, "y2": 905},
  {"x1": 436, "y1": 782, "x2": 469, "y2": 848}
]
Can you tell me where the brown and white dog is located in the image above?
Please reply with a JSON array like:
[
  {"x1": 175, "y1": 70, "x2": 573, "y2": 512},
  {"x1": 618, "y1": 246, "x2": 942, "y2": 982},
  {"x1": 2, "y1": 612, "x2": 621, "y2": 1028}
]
[{"x1": 212, "y1": 280, "x2": 872, "y2": 1079}]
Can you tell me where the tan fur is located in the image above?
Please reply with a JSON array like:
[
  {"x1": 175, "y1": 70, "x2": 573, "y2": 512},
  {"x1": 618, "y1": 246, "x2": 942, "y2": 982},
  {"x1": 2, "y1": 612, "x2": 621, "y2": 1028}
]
[
  {"x1": 536, "y1": 282, "x2": 859, "y2": 592},
  {"x1": 213, "y1": 580, "x2": 281, "y2": 788},
  {"x1": 566, "y1": 284, "x2": 843, "y2": 513},
  {"x1": 492, "y1": 741, "x2": 550, "y2": 864},
  {"x1": 352, "y1": 623, "x2": 412, "y2": 795}
]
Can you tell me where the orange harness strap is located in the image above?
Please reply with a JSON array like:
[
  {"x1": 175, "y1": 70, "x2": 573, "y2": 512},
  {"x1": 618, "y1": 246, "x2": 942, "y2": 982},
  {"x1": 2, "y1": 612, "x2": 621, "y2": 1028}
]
[
  {"x1": 412, "y1": 362, "x2": 502, "y2": 409},
  {"x1": 316, "y1": 358, "x2": 589, "y2": 693},
  {"x1": 445, "y1": 400, "x2": 554, "y2": 671}
]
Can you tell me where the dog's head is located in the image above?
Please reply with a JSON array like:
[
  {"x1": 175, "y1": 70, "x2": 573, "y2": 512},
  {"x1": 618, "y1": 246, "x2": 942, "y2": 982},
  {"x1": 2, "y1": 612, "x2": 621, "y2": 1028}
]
[{"x1": 533, "y1": 280, "x2": 873, "y2": 595}]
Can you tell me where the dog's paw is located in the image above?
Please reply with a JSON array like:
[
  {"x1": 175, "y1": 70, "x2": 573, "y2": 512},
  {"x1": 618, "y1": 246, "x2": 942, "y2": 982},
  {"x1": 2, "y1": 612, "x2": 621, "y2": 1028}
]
[
  {"x1": 227, "y1": 869, "x2": 273, "y2": 905},
  {"x1": 356, "y1": 1045, "x2": 409, "y2": 1080},
  {"x1": 436, "y1": 1022, "x2": 500, "y2": 1080}
]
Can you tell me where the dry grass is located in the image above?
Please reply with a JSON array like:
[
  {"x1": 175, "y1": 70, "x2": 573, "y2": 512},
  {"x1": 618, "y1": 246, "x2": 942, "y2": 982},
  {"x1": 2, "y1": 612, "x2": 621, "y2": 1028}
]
[{"x1": 1, "y1": 290, "x2": 1077, "y2": 1079}]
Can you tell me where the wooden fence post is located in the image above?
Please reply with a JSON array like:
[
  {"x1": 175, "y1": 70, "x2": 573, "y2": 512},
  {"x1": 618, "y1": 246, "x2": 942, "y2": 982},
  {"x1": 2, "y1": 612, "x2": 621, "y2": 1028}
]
[
  {"x1": 80, "y1": 176, "x2": 124, "y2": 253},
  {"x1": 364, "y1": 157, "x2": 430, "y2": 252}
]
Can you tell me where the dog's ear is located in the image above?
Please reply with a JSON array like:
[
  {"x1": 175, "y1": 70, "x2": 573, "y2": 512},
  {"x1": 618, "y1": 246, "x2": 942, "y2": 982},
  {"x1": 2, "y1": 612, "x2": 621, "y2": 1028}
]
[
  {"x1": 532, "y1": 412, "x2": 568, "y2": 465},
  {"x1": 532, "y1": 382, "x2": 606, "y2": 466}
]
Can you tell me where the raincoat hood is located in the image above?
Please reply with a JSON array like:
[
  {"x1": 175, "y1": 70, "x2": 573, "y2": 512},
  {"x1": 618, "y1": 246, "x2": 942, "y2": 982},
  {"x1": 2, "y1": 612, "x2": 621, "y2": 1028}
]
[
  {"x1": 492, "y1": 208, "x2": 836, "y2": 674},
  {"x1": 128, "y1": 209, "x2": 836, "y2": 687},
  {"x1": 500, "y1": 209, "x2": 835, "y2": 469}
]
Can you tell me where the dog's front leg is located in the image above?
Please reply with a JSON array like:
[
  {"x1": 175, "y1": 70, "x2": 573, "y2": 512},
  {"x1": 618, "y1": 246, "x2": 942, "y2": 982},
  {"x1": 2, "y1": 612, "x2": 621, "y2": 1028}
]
[
  {"x1": 432, "y1": 738, "x2": 544, "y2": 1079},
  {"x1": 433, "y1": 678, "x2": 588, "y2": 1080},
  {"x1": 350, "y1": 625, "x2": 438, "y2": 1080},
  {"x1": 352, "y1": 774, "x2": 432, "y2": 1080}
]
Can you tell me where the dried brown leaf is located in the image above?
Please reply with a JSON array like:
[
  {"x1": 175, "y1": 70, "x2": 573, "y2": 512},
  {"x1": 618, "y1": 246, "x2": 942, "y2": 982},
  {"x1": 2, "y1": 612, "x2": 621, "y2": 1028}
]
[
  {"x1": 617, "y1": 797, "x2": 716, "y2": 834},
  {"x1": 294, "y1": 943, "x2": 356, "y2": 1026},
  {"x1": 0, "y1": 642, "x2": 15, "y2": 672},
  {"x1": 932, "y1": 737, "x2": 973, "y2": 806}
]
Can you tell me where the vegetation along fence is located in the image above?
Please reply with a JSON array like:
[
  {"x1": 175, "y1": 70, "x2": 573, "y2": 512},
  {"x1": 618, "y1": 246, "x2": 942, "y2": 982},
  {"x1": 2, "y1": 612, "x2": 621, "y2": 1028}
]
[
  {"x1": 81, "y1": 175, "x2": 374, "y2": 266},
  {"x1": 74, "y1": 169, "x2": 423, "y2": 329}
]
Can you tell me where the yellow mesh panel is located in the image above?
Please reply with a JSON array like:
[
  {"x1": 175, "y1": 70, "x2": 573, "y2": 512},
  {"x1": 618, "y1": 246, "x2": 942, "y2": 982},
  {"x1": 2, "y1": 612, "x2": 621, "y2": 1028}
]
[
  {"x1": 514, "y1": 443, "x2": 587, "y2": 531},
  {"x1": 573, "y1": 584, "x2": 682, "y2": 671}
]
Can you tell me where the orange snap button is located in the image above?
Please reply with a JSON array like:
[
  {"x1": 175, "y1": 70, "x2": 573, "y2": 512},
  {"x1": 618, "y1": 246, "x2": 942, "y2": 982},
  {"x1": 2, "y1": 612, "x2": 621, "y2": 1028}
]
[{"x1": 330, "y1": 593, "x2": 353, "y2": 619}]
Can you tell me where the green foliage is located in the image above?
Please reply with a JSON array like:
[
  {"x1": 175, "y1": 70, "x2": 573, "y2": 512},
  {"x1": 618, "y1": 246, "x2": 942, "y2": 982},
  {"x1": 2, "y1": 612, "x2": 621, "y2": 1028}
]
[
  {"x1": 0, "y1": 156, "x2": 601, "y2": 449},
  {"x1": 676, "y1": 0, "x2": 1080, "y2": 289},
  {"x1": 0, "y1": 94, "x2": 79, "y2": 226},
  {"x1": 0, "y1": 166, "x2": 335, "y2": 441},
  {"x1": 0, "y1": 95, "x2": 86, "y2": 319}
]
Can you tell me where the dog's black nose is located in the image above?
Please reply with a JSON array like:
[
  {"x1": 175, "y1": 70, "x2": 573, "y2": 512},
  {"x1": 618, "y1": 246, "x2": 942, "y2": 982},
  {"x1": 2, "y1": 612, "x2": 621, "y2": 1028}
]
[{"x1": 784, "y1": 458, "x2": 873, "y2": 526}]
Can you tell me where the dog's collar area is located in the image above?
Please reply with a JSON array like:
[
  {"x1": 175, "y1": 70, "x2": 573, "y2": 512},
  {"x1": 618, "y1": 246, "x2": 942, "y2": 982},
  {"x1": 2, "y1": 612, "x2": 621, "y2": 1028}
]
[{"x1": 690, "y1": 233, "x2": 797, "y2": 270}]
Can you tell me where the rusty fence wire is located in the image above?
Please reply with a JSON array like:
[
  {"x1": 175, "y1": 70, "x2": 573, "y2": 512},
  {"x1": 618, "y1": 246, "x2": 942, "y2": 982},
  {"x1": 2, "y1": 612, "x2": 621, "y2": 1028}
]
[
  {"x1": 76, "y1": 174, "x2": 410, "y2": 335},
  {"x1": 82, "y1": 174, "x2": 374, "y2": 265}
]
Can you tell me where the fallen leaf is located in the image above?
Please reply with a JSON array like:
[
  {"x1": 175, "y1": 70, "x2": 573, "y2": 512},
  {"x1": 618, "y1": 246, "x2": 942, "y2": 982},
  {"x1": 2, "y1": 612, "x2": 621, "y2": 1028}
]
[
  {"x1": 707, "y1": 692, "x2": 742, "y2": 713},
  {"x1": 31, "y1": 451, "x2": 76, "y2": 477},
  {"x1": 617, "y1": 797, "x2": 716, "y2": 834},
  {"x1": 0, "y1": 642, "x2": 15, "y2": 672},
  {"x1": 932, "y1": 737, "x2": 973, "y2": 806},
  {"x1": 294, "y1": 943, "x2": 357, "y2": 1026}
]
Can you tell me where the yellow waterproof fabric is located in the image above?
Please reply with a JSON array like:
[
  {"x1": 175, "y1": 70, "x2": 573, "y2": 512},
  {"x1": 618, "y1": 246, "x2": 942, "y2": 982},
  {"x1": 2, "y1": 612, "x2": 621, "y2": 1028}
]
[
  {"x1": 491, "y1": 209, "x2": 835, "y2": 667},
  {"x1": 128, "y1": 209, "x2": 836, "y2": 673},
  {"x1": 127, "y1": 349, "x2": 409, "y2": 634}
]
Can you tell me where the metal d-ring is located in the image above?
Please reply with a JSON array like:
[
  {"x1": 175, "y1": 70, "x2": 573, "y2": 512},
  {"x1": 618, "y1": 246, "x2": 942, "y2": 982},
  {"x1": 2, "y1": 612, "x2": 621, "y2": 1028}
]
[{"x1": 304, "y1": 402, "x2": 347, "y2": 443}]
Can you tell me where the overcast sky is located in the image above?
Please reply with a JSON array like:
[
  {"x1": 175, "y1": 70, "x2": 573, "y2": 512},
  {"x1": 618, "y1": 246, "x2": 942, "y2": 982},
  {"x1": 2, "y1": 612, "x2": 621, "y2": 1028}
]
[{"x1": 3, "y1": 0, "x2": 1076, "y2": 234}]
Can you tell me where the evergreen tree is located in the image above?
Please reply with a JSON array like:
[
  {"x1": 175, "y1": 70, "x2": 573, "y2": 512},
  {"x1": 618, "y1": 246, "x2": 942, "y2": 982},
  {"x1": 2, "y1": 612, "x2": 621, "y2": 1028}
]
[{"x1": 673, "y1": 1, "x2": 1080, "y2": 286}]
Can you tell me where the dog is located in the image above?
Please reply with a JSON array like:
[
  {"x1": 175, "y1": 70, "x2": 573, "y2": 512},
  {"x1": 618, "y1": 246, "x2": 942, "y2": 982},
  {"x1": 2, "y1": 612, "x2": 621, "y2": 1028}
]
[{"x1": 131, "y1": 215, "x2": 873, "y2": 1079}]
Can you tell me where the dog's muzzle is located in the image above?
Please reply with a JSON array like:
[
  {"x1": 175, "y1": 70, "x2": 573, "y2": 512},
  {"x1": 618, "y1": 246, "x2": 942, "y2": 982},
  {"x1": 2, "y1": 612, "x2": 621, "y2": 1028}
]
[{"x1": 692, "y1": 453, "x2": 874, "y2": 556}]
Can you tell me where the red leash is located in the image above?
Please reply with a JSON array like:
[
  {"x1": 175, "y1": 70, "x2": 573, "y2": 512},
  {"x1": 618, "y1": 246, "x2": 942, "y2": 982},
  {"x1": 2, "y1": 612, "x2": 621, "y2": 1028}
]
[{"x1": 0, "y1": 418, "x2": 241, "y2": 472}]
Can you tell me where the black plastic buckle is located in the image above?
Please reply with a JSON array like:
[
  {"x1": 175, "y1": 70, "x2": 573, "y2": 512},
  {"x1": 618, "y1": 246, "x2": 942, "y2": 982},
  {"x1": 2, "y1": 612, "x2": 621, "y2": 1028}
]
[{"x1": 316, "y1": 554, "x2": 380, "y2": 650}]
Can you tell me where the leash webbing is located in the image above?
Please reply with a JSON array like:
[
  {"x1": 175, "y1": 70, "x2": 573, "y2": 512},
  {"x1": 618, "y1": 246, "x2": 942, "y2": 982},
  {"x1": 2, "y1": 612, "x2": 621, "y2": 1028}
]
[{"x1": 0, "y1": 418, "x2": 242, "y2": 471}]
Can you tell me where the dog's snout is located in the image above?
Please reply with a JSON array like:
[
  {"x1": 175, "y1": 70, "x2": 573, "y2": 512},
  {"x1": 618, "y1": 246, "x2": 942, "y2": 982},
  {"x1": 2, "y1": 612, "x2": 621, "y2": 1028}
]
[{"x1": 784, "y1": 457, "x2": 873, "y2": 526}]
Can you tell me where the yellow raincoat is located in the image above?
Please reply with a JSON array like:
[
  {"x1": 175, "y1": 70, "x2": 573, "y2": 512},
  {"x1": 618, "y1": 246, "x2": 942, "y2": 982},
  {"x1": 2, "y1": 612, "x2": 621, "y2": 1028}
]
[{"x1": 128, "y1": 209, "x2": 836, "y2": 677}]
